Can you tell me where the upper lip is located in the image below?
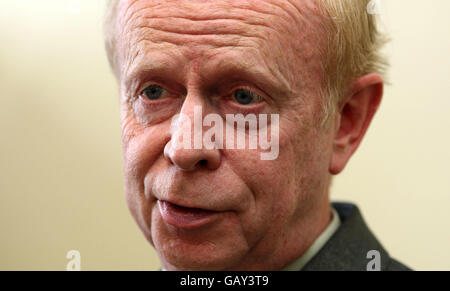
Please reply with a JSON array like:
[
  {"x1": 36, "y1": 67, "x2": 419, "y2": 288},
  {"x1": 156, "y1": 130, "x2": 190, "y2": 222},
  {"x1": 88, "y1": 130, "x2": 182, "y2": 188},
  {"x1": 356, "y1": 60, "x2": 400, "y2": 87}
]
[{"x1": 159, "y1": 199, "x2": 219, "y2": 212}]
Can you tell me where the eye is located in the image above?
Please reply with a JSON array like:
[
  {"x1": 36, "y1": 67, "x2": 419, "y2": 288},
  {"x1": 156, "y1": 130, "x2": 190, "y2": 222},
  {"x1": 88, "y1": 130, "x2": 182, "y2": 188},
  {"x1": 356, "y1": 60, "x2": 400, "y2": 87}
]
[
  {"x1": 141, "y1": 84, "x2": 166, "y2": 100},
  {"x1": 232, "y1": 89, "x2": 262, "y2": 105}
]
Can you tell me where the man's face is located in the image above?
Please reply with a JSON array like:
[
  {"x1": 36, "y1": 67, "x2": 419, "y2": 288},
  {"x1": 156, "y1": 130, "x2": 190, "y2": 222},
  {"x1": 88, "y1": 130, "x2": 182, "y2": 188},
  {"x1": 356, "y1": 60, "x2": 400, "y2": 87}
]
[{"x1": 116, "y1": 0, "x2": 335, "y2": 270}]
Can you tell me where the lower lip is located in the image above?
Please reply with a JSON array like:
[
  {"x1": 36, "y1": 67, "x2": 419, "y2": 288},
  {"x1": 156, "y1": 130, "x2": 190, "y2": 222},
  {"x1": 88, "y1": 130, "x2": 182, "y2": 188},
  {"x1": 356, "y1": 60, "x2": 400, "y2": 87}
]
[{"x1": 158, "y1": 200, "x2": 219, "y2": 229}]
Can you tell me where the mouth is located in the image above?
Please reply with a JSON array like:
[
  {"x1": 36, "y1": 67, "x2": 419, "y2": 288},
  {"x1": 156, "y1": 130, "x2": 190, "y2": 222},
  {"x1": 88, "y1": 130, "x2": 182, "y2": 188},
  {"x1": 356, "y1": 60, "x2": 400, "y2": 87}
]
[{"x1": 158, "y1": 200, "x2": 221, "y2": 229}]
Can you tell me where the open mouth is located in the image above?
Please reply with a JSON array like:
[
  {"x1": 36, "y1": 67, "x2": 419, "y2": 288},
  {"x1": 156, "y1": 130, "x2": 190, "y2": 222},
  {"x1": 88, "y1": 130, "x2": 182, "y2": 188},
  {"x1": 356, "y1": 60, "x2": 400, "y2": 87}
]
[{"x1": 158, "y1": 200, "x2": 220, "y2": 229}]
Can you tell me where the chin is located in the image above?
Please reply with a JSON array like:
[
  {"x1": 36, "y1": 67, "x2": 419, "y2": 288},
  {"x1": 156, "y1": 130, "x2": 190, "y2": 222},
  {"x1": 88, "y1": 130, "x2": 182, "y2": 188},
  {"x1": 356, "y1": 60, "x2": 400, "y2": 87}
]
[
  {"x1": 152, "y1": 215, "x2": 249, "y2": 271},
  {"x1": 157, "y1": 240, "x2": 248, "y2": 271}
]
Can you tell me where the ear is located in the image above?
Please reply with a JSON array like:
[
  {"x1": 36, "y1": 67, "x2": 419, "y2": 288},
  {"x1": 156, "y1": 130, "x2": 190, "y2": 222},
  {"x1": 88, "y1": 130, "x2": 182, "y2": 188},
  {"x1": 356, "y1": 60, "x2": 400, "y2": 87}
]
[{"x1": 329, "y1": 73, "x2": 383, "y2": 175}]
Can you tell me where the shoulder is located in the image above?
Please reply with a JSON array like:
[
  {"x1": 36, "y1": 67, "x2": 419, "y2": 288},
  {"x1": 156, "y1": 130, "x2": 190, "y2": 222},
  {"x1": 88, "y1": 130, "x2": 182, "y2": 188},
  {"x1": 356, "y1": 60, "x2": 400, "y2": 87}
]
[{"x1": 302, "y1": 202, "x2": 412, "y2": 271}]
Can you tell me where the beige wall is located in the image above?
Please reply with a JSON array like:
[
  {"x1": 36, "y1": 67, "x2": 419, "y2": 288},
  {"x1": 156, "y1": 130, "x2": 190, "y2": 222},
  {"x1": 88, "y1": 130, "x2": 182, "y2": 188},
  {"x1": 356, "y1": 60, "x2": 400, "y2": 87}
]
[{"x1": 0, "y1": 0, "x2": 449, "y2": 270}]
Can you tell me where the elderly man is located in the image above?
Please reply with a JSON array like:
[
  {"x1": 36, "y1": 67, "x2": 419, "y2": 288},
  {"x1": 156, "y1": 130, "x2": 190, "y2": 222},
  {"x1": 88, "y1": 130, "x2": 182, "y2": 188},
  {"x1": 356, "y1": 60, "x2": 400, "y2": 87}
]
[{"x1": 104, "y1": 0, "x2": 410, "y2": 271}]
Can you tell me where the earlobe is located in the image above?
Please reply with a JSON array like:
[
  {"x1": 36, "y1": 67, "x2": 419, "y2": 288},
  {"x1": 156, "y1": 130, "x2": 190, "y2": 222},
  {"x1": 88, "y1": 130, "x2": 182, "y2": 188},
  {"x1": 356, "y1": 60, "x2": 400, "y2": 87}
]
[{"x1": 329, "y1": 74, "x2": 384, "y2": 175}]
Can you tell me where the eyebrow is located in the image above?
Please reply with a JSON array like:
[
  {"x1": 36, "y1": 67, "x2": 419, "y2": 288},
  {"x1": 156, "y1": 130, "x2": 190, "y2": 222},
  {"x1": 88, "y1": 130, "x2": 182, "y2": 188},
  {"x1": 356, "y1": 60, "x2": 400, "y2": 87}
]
[
  {"x1": 202, "y1": 57, "x2": 294, "y2": 98},
  {"x1": 123, "y1": 51, "x2": 185, "y2": 96}
]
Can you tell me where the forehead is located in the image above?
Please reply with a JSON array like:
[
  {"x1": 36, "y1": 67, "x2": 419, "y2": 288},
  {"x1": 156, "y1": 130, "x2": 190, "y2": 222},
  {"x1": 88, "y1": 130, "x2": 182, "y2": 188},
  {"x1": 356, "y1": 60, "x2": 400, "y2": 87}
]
[{"x1": 115, "y1": 0, "x2": 326, "y2": 90}]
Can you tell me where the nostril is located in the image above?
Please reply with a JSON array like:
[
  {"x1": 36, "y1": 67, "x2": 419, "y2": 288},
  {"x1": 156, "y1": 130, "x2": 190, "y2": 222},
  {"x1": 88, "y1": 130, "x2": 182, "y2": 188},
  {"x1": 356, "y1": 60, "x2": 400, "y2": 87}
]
[{"x1": 197, "y1": 160, "x2": 208, "y2": 167}]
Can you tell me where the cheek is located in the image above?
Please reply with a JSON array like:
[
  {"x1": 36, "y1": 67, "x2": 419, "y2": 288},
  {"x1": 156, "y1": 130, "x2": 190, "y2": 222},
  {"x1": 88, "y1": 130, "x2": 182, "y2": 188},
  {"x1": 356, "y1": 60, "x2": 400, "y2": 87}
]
[
  {"x1": 222, "y1": 143, "x2": 296, "y2": 231},
  {"x1": 121, "y1": 114, "x2": 170, "y2": 181},
  {"x1": 281, "y1": 120, "x2": 332, "y2": 209},
  {"x1": 121, "y1": 114, "x2": 171, "y2": 237},
  {"x1": 252, "y1": 119, "x2": 329, "y2": 216}
]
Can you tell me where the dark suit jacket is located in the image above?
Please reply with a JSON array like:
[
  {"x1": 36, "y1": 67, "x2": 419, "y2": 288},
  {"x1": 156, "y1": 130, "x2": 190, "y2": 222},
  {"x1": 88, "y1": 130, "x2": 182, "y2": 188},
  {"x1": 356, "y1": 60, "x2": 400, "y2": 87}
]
[{"x1": 302, "y1": 202, "x2": 411, "y2": 271}]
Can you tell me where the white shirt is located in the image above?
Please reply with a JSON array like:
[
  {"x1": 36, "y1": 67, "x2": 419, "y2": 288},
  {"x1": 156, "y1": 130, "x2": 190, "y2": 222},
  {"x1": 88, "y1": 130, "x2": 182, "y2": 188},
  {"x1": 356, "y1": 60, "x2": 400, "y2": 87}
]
[{"x1": 281, "y1": 206, "x2": 341, "y2": 271}]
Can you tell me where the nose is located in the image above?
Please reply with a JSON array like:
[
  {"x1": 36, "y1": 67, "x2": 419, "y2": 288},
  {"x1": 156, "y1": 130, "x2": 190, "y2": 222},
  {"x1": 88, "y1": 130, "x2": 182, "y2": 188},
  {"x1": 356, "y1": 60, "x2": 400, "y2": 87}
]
[
  {"x1": 163, "y1": 94, "x2": 221, "y2": 171},
  {"x1": 164, "y1": 143, "x2": 221, "y2": 171}
]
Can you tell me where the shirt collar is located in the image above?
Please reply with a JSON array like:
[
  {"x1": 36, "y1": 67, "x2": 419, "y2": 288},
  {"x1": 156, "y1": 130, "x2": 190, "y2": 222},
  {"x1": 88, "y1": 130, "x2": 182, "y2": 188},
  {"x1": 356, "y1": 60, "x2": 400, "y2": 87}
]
[{"x1": 281, "y1": 206, "x2": 341, "y2": 271}]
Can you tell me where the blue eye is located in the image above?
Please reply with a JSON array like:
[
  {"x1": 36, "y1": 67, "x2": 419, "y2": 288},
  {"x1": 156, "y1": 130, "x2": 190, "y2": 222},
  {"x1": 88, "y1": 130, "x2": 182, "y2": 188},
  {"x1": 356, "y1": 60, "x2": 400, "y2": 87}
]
[
  {"x1": 233, "y1": 89, "x2": 261, "y2": 105},
  {"x1": 142, "y1": 85, "x2": 165, "y2": 100}
]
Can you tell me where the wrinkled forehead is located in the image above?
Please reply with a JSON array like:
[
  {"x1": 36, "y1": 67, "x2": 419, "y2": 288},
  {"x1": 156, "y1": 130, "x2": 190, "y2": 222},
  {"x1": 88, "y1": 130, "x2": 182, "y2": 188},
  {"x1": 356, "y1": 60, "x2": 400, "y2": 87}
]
[{"x1": 115, "y1": 0, "x2": 327, "y2": 89}]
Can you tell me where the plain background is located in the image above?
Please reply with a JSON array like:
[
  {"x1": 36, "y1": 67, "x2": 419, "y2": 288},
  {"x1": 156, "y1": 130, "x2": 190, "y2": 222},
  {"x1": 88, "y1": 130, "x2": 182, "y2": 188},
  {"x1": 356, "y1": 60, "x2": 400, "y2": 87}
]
[{"x1": 1, "y1": 0, "x2": 449, "y2": 270}]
